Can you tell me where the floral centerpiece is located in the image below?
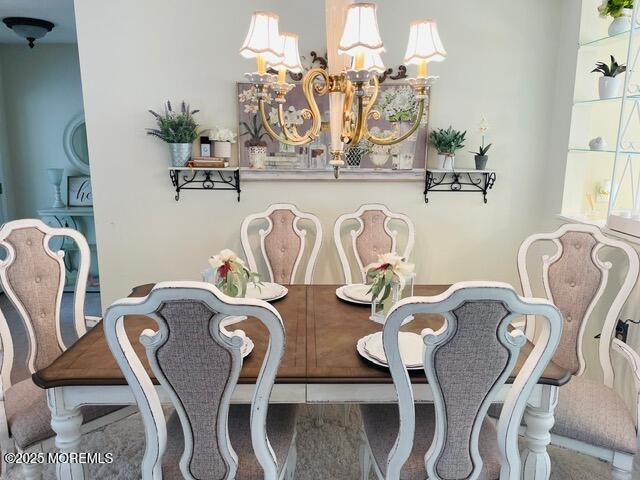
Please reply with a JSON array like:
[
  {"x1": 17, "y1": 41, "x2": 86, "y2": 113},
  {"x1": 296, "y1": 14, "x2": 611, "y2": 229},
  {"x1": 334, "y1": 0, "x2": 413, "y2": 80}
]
[
  {"x1": 366, "y1": 253, "x2": 415, "y2": 321},
  {"x1": 147, "y1": 100, "x2": 200, "y2": 167},
  {"x1": 208, "y1": 249, "x2": 261, "y2": 298},
  {"x1": 209, "y1": 127, "x2": 237, "y2": 159}
]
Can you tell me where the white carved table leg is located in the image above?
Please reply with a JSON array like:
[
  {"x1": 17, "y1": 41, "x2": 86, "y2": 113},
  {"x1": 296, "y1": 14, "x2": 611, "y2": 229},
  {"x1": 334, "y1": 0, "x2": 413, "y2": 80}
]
[
  {"x1": 521, "y1": 384, "x2": 559, "y2": 480},
  {"x1": 47, "y1": 388, "x2": 86, "y2": 480}
]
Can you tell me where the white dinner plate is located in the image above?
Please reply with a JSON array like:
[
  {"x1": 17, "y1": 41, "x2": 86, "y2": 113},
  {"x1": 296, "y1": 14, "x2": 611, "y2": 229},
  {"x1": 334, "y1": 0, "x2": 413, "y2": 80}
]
[
  {"x1": 245, "y1": 282, "x2": 288, "y2": 301},
  {"x1": 220, "y1": 316, "x2": 254, "y2": 358},
  {"x1": 336, "y1": 284, "x2": 372, "y2": 305},
  {"x1": 357, "y1": 332, "x2": 424, "y2": 370}
]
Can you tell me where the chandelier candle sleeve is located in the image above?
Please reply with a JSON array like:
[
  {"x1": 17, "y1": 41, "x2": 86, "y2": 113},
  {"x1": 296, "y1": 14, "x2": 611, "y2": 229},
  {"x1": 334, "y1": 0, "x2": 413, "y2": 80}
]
[{"x1": 240, "y1": 12, "x2": 284, "y2": 75}]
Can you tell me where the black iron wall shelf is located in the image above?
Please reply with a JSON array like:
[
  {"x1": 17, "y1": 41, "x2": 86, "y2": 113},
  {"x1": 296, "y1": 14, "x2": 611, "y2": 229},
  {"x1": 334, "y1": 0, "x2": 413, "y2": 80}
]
[
  {"x1": 169, "y1": 167, "x2": 241, "y2": 202},
  {"x1": 424, "y1": 169, "x2": 496, "y2": 204}
]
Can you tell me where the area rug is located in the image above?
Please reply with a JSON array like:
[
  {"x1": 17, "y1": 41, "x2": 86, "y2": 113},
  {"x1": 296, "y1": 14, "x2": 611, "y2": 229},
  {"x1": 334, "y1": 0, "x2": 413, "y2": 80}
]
[{"x1": 4, "y1": 405, "x2": 628, "y2": 479}]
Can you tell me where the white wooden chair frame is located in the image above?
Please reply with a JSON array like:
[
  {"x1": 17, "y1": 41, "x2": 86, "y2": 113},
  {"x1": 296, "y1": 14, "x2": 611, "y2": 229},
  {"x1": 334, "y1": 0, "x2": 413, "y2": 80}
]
[
  {"x1": 104, "y1": 281, "x2": 296, "y2": 480},
  {"x1": 241, "y1": 203, "x2": 322, "y2": 285},
  {"x1": 518, "y1": 223, "x2": 640, "y2": 479},
  {"x1": 0, "y1": 218, "x2": 134, "y2": 479},
  {"x1": 361, "y1": 282, "x2": 563, "y2": 480},
  {"x1": 333, "y1": 204, "x2": 415, "y2": 284}
]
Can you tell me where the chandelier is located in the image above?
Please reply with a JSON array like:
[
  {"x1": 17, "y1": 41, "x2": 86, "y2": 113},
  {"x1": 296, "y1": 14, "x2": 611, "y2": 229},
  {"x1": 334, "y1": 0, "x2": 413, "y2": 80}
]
[{"x1": 240, "y1": 2, "x2": 446, "y2": 178}]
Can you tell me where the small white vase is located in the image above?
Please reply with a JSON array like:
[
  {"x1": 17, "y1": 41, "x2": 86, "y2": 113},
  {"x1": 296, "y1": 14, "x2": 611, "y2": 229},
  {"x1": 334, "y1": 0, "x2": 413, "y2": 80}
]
[
  {"x1": 169, "y1": 143, "x2": 192, "y2": 167},
  {"x1": 248, "y1": 145, "x2": 267, "y2": 169},
  {"x1": 436, "y1": 153, "x2": 455, "y2": 170},
  {"x1": 609, "y1": 9, "x2": 633, "y2": 36},
  {"x1": 370, "y1": 153, "x2": 389, "y2": 168},
  {"x1": 213, "y1": 141, "x2": 232, "y2": 158},
  {"x1": 599, "y1": 76, "x2": 621, "y2": 99}
]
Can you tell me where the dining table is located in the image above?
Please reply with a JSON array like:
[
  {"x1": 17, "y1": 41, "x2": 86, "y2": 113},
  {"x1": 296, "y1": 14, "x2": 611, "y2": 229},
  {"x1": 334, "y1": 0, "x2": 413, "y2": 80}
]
[{"x1": 34, "y1": 283, "x2": 571, "y2": 480}]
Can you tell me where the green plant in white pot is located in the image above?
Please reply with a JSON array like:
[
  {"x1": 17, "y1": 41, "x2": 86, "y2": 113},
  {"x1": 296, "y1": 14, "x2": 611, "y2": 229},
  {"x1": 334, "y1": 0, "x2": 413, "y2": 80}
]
[
  {"x1": 598, "y1": 0, "x2": 634, "y2": 35},
  {"x1": 428, "y1": 126, "x2": 466, "y2": 170},
  {"x1": 592, "y1": 56, "x2": 626, "y2": 99},
  {"x1": 147, "y1": 101, "x2": 200, "y2": 167}
]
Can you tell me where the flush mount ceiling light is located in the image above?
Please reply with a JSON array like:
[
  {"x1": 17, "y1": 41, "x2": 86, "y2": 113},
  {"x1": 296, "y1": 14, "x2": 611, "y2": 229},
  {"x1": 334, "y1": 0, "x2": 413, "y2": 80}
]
[
  {"x1": 240, "y1": 3, "x2": 447, "y2": 178},
  {"x1": 2, "y1": 17, "x2": 54, "y2": 48}
]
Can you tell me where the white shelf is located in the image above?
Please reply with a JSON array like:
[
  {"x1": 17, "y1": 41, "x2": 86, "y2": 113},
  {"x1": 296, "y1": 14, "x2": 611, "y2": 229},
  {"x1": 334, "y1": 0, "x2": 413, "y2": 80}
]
[
  {"x1": 579, "y1": 29, "x2": 636, "y2": 47},
  {"x1": 241, "y1": 167, "x2": 424, "y2": 181}
]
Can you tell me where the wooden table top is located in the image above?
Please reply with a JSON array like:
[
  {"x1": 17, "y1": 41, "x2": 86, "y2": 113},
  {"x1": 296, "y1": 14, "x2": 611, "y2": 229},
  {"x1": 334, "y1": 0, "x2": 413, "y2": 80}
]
[{"x1": 33, "y1": 284, "x2": 571, "y2": 389}]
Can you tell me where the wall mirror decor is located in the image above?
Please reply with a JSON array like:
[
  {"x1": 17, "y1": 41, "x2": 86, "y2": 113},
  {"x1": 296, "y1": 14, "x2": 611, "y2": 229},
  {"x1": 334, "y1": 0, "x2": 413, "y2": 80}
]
[{"x1": 63, "y1": 112, "x2": 90, "y2": 174}]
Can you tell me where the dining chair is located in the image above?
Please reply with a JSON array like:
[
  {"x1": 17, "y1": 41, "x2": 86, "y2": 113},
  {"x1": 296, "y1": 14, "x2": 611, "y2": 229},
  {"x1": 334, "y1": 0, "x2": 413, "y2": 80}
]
[
  {"x1": 334, "y1": 204, "x2": 415, "y2": 284},
  {"x1": 359, "y1": 281, "x2": 563, "y2": 480},
  {"x1": 0, "y1": 218, "x2": 134, "y2": 479},
  {"x1": 241, "y1": 203, "x2": 322, "y2": 285},
  {"x1": 104, "y1": 281, "x2": 298, "y2": 480},
  {"x1": 515, "y1": 223, "x2": 640, "y2": 479}
]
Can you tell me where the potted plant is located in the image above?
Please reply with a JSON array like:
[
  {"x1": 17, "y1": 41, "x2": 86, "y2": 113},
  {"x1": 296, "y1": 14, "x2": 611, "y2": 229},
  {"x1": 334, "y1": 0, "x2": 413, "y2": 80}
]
[
  {"x1": 147, "y1": 101, "x2": 200, "y2": 167},
  {"x1": 598, "y1": 0, "x2": 634, "y2": 35},
  {"x1": 210, "y1": 127, "x2": 236, "y2": 159},
  {"x1": 428, "y1": 126, "x2": 466, "y2": 170},
  {"x1": 592, "y1": 56, "x2": 627, "y2": 99},
  {"x1": 470, "y1": 116, "x2": 492, "y2": 170},
  {"x1": 240, "y1": 114, "x2": 268, "y2": 169}
]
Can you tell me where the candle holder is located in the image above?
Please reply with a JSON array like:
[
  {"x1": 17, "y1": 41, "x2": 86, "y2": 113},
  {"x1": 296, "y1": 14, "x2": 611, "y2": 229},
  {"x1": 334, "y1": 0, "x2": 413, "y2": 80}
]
[{"x1": 47, "y1": 168, "x2": 65, "y2": 208}]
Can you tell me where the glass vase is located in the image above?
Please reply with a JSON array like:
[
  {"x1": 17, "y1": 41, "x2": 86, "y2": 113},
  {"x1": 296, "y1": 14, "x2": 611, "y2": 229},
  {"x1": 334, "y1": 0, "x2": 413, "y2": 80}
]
[{"x1": 370, "y1": 274, "x2": 415, "y2": 324}]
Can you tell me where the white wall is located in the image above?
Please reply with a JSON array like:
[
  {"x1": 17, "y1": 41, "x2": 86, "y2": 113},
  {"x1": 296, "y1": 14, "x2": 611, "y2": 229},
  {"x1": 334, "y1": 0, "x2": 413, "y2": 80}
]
[
  {"x1": 0, "y1": 44, "x2": 85, "y2": 219},
  {"x1": 74, "y1": 0, "x2": 577, "y2": 307}
]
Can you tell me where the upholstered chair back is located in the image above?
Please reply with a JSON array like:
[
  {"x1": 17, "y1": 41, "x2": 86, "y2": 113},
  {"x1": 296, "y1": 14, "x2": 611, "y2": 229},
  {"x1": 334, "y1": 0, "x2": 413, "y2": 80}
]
[
  {"x1": 104, "y1": 282, "x2": 286, "y2": 480},
  {"x1": 382, "y1": 282, "x2": 562, "y2": 480},
  {"x1": 518, "y1": 224, "x2": 639, "y2": 387},
  {"x1": 334, "y1": 204, "x2": 415, "y2": 284},
  {"x1": 0, "y1": 219, "x2": 91, "y2": 387},
  {"x1": 241, "y1": 203, "x2": 322, "y2": 285}
]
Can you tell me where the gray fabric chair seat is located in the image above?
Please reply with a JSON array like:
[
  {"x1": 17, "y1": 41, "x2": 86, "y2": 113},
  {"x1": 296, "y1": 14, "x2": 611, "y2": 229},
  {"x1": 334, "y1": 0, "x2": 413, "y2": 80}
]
[
  {"x1": 163, "y1": 404, "x2": 297, "y2": 479},
  {"x1": 5, "y1": 378, "x2": 121, "y2": 449},
  {"x1": 360, "y1": 404, "x2": 501, "y2": 480},
  {"x1": 552, "y1": 375, "x2": 637, "y2": 454}
]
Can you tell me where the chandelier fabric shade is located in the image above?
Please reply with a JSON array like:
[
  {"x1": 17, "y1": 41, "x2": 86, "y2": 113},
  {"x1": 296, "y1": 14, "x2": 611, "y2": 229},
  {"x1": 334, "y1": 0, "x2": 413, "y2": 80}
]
[
  {"x1": 404, "y1": 19, "x2": 447, "y2": 64},
  {"x1": 239, "y1": 11, "x2": 284, "y2": 65},
  {"x1": 269, "y1": 33, "x2": 303, "y2": 73},
  {"x1": 338, "y1": 3, "x2": 385, "y2": 57},
  {"x1": 351, "y1": 52, "x2": 385, "y2": 73}
]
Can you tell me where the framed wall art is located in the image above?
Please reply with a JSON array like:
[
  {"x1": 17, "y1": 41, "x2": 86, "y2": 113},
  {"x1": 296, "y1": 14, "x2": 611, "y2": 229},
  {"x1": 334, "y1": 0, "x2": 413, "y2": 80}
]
[{"x1": 236, "y1": 79, "x2": 431, "y2": 180}]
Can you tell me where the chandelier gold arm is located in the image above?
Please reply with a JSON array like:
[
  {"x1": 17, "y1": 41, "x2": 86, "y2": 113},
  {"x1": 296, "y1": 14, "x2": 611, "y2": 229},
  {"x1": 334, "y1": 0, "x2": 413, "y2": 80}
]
[
  {"x1": 364, "y1": 95, "x2": 426, "y2": 146},
  {"x1": 257, "y1": 68, "x2": 329, "y2": 146}
]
